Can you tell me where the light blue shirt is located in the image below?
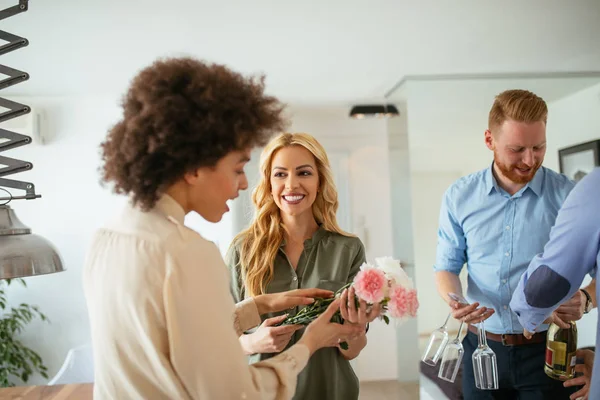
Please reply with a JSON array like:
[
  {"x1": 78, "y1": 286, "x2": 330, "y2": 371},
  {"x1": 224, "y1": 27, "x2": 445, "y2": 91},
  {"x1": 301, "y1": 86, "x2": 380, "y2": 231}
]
[
  {"x1": 510, "y1": 168, "x2": 600, "y2": 399},
  {"x1": 434, "y1": 164, "x2": 574, "y2": 334}
]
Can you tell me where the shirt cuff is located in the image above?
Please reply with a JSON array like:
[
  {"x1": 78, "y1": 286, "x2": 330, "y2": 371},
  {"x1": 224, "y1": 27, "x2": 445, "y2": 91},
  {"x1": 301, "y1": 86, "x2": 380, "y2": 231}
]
[{"x1": 234, "y1": 298, "x2": 262, "y2": 335}]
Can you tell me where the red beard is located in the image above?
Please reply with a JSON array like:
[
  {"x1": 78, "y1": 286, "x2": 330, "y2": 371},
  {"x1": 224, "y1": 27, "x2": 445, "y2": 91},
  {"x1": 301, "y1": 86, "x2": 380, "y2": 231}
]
[{"x1": 494, "y1": 155, "x2": 541, "y2": 185}]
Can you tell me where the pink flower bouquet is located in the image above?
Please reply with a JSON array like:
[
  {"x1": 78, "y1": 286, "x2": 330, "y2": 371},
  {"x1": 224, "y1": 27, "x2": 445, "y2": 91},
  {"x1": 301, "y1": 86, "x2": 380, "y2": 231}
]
[
  {"x1": 278, "y1": 257, "x2": 419, "y2": 347},
  {"x1": 353, "y1": 257, "x2": 419, "y2": 322}
]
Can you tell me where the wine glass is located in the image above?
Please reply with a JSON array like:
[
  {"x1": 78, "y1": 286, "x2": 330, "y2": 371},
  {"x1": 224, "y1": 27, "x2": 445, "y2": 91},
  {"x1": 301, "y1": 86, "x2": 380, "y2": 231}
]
[
  {"x1": 422, "y1": 312, "x2": 451, "y2": 366},
  {"x1": 448, "y1": 291, "x2": 498, "y2": 390},
  {"x1": 472, "y1": 320, "x2": 499, "y2": 390},
  {"x1": 438, "y1": 321, "x2": 465, "y2": 383}
]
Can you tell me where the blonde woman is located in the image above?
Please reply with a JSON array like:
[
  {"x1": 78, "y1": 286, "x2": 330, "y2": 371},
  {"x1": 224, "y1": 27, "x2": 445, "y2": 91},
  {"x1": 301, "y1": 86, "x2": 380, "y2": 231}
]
[{"x1": 226, "y1": 133, "x2": 381, "y2": 400}]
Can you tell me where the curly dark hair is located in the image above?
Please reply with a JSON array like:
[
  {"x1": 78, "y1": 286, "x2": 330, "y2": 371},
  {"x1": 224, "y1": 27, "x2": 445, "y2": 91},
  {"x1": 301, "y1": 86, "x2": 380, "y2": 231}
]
[{"x1": 100, "y1": 57, "x2": 287, "y2": 211}]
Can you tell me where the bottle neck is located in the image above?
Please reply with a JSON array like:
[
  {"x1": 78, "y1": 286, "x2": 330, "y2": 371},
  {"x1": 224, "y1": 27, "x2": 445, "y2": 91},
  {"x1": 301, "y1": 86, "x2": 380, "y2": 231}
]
[{"x1": 554, "y1": 321, "x2": 575, "y2": 329}]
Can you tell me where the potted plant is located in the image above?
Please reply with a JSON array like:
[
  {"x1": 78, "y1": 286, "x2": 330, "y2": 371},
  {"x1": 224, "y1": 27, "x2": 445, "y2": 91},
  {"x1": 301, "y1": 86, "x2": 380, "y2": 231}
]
[{"x1": 0, "y1": 279, "x2": 49, "y2": 387}]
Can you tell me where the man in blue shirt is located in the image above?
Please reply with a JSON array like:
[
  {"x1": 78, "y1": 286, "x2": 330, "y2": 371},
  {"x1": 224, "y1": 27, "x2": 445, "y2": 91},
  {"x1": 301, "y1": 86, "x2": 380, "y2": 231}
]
[
  {"x1": 511, "y1": 167, "x2": 600, "y2": 400},
  {"x1": 434, "y1": 89, "x2": 594, "y2": 399}
]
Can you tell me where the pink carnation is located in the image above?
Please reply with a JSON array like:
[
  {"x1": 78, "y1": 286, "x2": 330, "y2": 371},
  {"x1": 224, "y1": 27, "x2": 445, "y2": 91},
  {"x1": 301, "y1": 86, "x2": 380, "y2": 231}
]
[
  {"x1": 388, "y1": 285, "x2": 419, "y2": 319},
  {"x1": 352, "y1": 266, "x2": 387, "y2": 304}
]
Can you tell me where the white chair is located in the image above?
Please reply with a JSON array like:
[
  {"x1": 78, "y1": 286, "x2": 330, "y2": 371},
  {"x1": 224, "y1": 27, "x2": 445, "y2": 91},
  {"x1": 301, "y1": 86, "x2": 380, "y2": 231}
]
[{"x1": 48, "y1": 344, "x2": 94, "y2": 385}]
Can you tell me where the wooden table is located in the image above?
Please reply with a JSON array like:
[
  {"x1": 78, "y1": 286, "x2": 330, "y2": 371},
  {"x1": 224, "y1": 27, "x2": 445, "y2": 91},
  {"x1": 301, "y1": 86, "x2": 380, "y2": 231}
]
[{"x1": 0, "y1": 383, "x2": 93, "y2": 399}]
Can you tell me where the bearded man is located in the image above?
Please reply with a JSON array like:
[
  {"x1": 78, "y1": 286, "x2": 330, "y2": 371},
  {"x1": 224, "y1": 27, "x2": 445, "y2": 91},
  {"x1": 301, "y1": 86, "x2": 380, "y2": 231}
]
[{"x1": 432, "y1": 89, "x2": 595, "y2": 399}]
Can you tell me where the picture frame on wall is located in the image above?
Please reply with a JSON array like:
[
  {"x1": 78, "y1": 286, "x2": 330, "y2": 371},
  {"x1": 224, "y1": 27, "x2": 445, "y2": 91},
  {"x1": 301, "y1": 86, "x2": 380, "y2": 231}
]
[{"x1": 558, "y1": 139, "x2": 600, "y2": 183}]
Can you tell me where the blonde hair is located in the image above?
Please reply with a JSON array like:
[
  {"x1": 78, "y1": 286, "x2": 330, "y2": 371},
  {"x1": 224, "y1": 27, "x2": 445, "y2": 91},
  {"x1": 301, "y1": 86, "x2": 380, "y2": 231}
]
[
  {"x1": 232, "y1": 132, "x2": 352, "y2": 297},
  {"x1": 488, "y1": 89, "x2": 548, "y2": 134}
]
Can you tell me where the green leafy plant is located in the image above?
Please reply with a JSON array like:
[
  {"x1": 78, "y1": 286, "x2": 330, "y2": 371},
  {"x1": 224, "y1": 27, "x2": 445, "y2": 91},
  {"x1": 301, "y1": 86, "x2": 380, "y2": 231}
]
[{"x1": 0, "y1": 279, "x2": 49, "y2": 387}]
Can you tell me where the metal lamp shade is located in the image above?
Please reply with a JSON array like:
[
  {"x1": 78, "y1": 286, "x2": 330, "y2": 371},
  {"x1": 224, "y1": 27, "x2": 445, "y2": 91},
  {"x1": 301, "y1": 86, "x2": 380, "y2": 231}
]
[{"x1": 0, "y1": 205, "x2": 64, "y2": 279}]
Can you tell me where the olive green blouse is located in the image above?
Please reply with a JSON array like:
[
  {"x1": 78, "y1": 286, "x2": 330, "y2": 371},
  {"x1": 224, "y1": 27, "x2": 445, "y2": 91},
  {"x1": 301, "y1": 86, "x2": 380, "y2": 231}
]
[{"x1": 226, "y1": 226, "x2": 366, "y2": 400}]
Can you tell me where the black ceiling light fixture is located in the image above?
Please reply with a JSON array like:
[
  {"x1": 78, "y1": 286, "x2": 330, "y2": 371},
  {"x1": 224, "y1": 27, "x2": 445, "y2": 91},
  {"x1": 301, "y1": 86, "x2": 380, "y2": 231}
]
[
  {"x1": 349, "y1": 104, "x2": 400, "y2": 119},
  {"x1": 0, "y1": 0, "x2": 65, "y2": 280}
]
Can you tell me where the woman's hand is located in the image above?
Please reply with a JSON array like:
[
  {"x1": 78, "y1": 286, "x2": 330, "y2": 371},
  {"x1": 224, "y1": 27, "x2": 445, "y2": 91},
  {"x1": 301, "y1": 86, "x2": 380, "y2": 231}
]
[
  {"x1": 298, "y1": 299, "x2": 364, "y2": 356},
  {"x1": 254, "y1": 288, "x2": 333, "y2": 315},
  {"x1": 340, "y1": 286, "x2": 382, "y2": 327},
  {"x1": 337, "y1": 286, "x2": 374, "y2": 359},
  {"x1": 239, "y1": 315, "x2": 302, "y2": 355},
  {"x1": 564, "y1": 349, "x2": 594, "y2": 400}
]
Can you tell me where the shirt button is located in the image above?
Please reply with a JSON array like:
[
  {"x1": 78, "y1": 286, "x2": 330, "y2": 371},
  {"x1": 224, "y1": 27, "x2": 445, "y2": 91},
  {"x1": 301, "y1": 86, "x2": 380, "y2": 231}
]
[
  {"x1": 502, "y1": 279, "x2": 507, "y2": 284},
  {"x1": 292, "y1": 276, "x2": 298, "y2": 281},
  {"x1": 504, "y1": 305, "x2": 508, "y2": 310},
  {"x1": 505, "y1": 252, "x2": 510, "y2": 257},
  {"x1": 505, "y1": 226, "x2": 511, "y2": 230}
]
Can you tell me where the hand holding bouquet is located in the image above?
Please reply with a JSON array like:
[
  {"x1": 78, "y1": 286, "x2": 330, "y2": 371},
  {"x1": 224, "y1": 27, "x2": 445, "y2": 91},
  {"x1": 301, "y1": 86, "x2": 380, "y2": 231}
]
[{"x1": 278, "y1": 257, "x2": 419, "y2": 349}]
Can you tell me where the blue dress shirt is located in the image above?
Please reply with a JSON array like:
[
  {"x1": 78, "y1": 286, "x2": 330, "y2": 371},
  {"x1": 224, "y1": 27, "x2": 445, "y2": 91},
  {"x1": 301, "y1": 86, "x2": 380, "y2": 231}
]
[
  {"x1": 510, "y1": 167, "x2": 600, "y2": 399},
  {"x1": 434, "y1": 163, "x2": 574, "y2": 334}
]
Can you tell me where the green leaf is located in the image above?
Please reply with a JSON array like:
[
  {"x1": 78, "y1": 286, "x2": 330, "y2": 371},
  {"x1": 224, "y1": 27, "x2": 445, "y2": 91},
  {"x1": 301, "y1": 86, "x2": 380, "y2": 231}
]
[
  {"x1": 0, "y1": 279, "x2": 49, "y2": 386},
  {"x1": 383, "y1": 315, "x2": 390, "y2": 325}
]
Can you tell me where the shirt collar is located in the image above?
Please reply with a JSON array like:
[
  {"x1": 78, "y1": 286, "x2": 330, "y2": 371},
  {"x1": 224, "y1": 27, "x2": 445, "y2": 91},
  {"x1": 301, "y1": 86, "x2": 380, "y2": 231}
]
[
  {"x1": 304, "y1": 225, "x2": 328, "y2": 249},
  {"x1": 280, "y1": 224, "x2": 328, "y2": 249},
  {"x1": 155, "y1": 194, "x2": 186, "y2": 224},
  {"x1": 526, "y1": 167, "x2": 544, "y2": 197},
  {"x1": 485, "y1": 162, "x2": 500, "y2": 195},
  {"x1": 485, "y1": 162, "x2": 544, "y2": 197}
]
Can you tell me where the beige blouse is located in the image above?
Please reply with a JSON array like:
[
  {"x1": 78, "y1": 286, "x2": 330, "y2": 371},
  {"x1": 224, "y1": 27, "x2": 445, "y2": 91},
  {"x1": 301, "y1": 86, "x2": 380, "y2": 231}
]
[{"x1": 83, "y1": 194, "x2": 309, "y2": 399}]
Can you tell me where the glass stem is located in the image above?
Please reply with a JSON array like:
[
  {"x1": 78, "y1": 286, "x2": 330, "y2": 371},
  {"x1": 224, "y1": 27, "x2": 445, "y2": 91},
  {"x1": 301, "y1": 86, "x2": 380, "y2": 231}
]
[
  {"x1": 456, "y1": 321, "x2": 465, "y2": 339},
  {"x1": 478, "y1": 320, "x2": 488, "y2": 347},
  {"x1": 441, "y1": 312, "x2": 451, "y2": 330}
]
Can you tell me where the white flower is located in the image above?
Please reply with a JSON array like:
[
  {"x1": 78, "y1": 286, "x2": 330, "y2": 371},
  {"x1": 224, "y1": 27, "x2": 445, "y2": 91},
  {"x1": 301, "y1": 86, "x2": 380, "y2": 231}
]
[
  {"x1": 359, "y1": 261, "x2": 376, "y2": 271},
  {"x1": 375, "y1": 256, "x2": 414, "y2": 289}
]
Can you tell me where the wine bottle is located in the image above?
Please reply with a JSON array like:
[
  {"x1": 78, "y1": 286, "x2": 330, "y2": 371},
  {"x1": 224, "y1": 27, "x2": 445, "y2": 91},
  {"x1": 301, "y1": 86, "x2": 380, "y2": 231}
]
[{"x1": 544, "y1": 321, "x2": 578, "y2": 380}]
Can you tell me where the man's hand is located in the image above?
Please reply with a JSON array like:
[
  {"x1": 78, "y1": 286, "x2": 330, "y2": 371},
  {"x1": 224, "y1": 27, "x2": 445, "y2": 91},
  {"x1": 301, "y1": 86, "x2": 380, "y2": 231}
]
[
  {"x1": 523, "y1": 328, "x2": 535, "y2": 340},
  {"x1": 448, "y1": 297, "x2": 495, "y2": 324},
  {"x1": 525, "y1": 312, "x2": 572, "y2": 339},
  {"x1": 539, "y1": 291, "x2": 586, "y2": 330},
  {"x1": 554, "y1": 290, "x2": 585, "y2": 324},
  {"x1": 564, "y1": 349, "x2": 594, "y2": 400}
]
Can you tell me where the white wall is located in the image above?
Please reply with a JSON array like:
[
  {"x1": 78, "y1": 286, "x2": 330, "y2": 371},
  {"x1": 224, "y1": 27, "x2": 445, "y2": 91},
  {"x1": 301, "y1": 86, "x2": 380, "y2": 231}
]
[
  {"x1": 546, "y1": 82, "x2": 600, "y2": 348},
  {"x1": 1, "y1": 95, "x2": 125, "y2": 385},
  {"x1": 387, "y1": 111, "x2": 420, "y2": 382},
  {"x1": 1, "y1": 99, "x2": 402, "y2": 384}
]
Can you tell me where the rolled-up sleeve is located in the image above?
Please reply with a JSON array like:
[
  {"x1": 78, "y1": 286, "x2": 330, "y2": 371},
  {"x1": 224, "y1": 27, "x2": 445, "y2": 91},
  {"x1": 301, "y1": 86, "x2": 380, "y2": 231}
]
[
  {"x1": 434, "y1": 188, "x2": 467, "y2": 275},
  {"x1": 510, "y1": 168, "x2": 600, "y2": 332}
]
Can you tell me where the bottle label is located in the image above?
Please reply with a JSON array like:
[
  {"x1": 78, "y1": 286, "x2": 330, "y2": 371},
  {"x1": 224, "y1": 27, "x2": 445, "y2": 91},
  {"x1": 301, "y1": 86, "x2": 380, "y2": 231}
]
[
  {"x1": 567, "y1": 352, "x2": 577, "y2": 375},
  {"x1": 546, "y1": 341, "x2": 567, "y2": 368},
  {"x1": 546, "y1": 341, "x2": 577, "y2": 377}
]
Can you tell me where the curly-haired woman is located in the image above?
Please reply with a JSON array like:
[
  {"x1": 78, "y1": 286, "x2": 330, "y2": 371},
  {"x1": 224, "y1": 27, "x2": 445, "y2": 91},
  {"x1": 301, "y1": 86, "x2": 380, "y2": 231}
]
[
  {"x1": 83, "y1": 58, "x2": 362, "y2": 400},
  {"x1": 226, "y1": 133, "x2": 382, "y2": 400}
]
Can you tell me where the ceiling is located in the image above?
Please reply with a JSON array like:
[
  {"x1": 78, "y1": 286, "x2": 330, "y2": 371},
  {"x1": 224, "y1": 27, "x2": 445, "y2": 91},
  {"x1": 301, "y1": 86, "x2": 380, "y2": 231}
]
[{"x1": 1, "y1": 0, "x2": 600, "y2": 104}]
